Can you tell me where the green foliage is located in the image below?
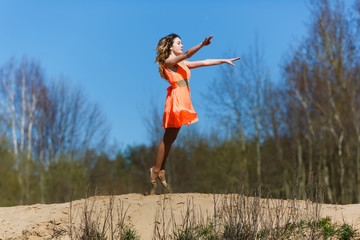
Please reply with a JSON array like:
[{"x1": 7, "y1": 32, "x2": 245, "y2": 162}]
[
  {"x1": 315, "y1": 217, "x2": 357, "y2": 240},
  {"x1": 0, "y1": 138, "x2": 19, "y2": 206},
  {"x1": 0, "y1": 146, "x2": 136, "y2": 206},
  {"x1": 173, "y1": 229, "x2": 196, "y2": 240},
  {"x1": 199, "y1": 223, "x2": 217, "y2": 240},
  {"x1": 88, "y1": 151, "x2": 130, "y2": 195},
  {"x1": 46, "y1": 156, "x2": 88, "y2": 203},
  {"x1": 163, "y1": 217, "x2": 359, "y2": 239},
  {"x1": 120, "y1": 225, "x2": 140, "y2": 240},
  {"x1": 319, "y1": 217, "x2": 337, "y2": 238},
  {"x1": 339, "y1": 224, "x2": 356, "y2": 240},
  {"x1": 223, "y1": 223, "x2": 252, "y2": 239}
]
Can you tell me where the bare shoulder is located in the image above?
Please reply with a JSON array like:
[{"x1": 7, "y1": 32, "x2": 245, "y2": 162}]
[
  {"x1": 165, "y1": 56, "x2": 179, "y2": 72},
  {"x1": 164, "y1": 56, "x2": 176, "y2": 68}
]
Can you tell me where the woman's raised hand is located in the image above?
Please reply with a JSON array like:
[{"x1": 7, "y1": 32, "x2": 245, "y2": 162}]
[
  {"x1": 201, "y1": 35, "x2": 213, "y2": 46},
  {"x1": 224, "y1": 57, "x2": 241, "y2": 66}
]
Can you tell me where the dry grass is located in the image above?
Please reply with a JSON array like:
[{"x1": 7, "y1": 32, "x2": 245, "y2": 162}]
[
  {"x1": 51, "y1": 182, "x2": 358, "y2": 239},
  {"x1": 67, "y1": 194, "x2": 140, "y2": 240},
  {"x1": 152, "y1": 184, "x2": 358, "y2": 240},
  {"x1": 153, "y1": 194, "x2": 321, "y2": 239}
]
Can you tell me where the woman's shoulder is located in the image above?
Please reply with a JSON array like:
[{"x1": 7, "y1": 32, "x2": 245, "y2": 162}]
[{"x1": 164, "y1": 61, "x2": 185, "y2": 73}]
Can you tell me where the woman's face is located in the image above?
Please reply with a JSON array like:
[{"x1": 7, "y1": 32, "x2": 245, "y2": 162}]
[{"x1": 170, "y1": 37, "x2": 183, "y2": 55}]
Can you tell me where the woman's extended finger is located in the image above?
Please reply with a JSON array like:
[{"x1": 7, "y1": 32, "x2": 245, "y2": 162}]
[
  {"x1": 225, "y1": 60, "x2": 235, "y2": 66},
  {"x1": 231, "y1": 57, "x2": 241, "y2": 61}
]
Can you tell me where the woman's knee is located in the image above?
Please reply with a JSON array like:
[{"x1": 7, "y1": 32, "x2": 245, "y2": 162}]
[
  {"x1": 164, "y1": 133, "x2": 177, "y2": 144},
  {"x1": 164, "y1": 128, "x2": 180, "y2": 144}
]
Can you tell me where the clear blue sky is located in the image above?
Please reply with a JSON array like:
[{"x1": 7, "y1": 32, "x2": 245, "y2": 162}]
[{"x1": 0, "y1": 0, "x2": 354, "y2": 147}]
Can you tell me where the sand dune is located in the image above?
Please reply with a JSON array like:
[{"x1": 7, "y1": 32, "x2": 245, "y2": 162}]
[{"x1": 0, "y1": 193, "x2": 359, "y2": 239}]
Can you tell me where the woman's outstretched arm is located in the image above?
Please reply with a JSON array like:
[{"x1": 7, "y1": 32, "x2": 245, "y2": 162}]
[
  {"x1": 184, "y1": 57, "x2": 241, "y2": 69},
  {"x1": 164, "y1": 36, "x2": 213, "y2": 67}
]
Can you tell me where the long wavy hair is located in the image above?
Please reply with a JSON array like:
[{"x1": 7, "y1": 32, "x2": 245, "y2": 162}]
[{"x1": 155, "y1": 33, "x2": 180, "y2": 80}]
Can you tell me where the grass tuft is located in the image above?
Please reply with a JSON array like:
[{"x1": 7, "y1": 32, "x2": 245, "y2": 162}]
[{"x1": 66, "y1": 194, "x2": 140, "y2": 240}]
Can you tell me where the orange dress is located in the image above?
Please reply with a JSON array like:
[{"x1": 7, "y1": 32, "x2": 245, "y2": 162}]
[{"x1": 163, "y1": 62, "x2": 199, "y2": 128}]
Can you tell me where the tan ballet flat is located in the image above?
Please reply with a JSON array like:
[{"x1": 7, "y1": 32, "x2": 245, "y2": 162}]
[
  {"x1": 159, "y1": 170, "x2": 171, "y2": 190},
  {"x1": 149, "y1": 168, "x2": 157, "y2": 195}
]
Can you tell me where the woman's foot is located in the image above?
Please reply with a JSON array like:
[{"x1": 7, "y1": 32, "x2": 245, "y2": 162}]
[
  {"x1": 158, "y1": 170, "x2": 171, "y2": 190},
  {"x1": 150, "y1": 168, "x2": 158, "y2": 195}
]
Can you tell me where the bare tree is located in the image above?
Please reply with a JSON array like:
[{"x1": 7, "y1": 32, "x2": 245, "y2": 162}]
[
  {"x1": 283, "y1": 0, "x2": 360, "y2": 203},
  {"x1": 0, "y1": 58, "x2": 110, "y2": 203},
  {"x1": 204, "y1": 41, "x2": 272, "y2": 188},
  {"x1": 143, "y1": 98, "x2": 164, "y2": 146},
  {"x1": 0, "y1": 60, "x2": 23, "y2": 203},
  {"x1": 0, "y1": 59, "x2": 43, "y2": 203}
]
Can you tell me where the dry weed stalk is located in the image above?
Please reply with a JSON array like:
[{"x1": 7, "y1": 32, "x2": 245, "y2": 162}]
[
  {"x1": 153, "y1": 195, "x2": 213, "y2": 239},
  {"x1": 68, "y1": 194, "x2": 136, "y2": 240},
  {"x1": 153, "y1": 195, "x2": 174, "y2": 239},
  {"x1": 152, "y1": 189, "x2": 323, "y2": 239},
  {"x1": 218, "y1": 188, "x2": 322, "y2": 240}
]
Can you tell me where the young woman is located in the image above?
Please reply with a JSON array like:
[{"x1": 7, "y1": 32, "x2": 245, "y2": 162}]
[{"x1": 150, "y1": 33, "x2": 240, "y2": 194}]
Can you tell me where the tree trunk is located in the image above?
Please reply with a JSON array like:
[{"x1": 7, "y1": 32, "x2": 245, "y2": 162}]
[
  {"x1": 237, "y1": 124, "x2": 248, "y2": 188},
  {"x1": 321, "y1": 153, "x2": 333, "y2": 203},
  {"x1": 357, "y1": 138, "x2": 360, "y2": 202}
]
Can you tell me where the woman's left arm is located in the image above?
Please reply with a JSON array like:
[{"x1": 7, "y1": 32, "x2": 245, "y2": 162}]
[{"x1": 184, "y1": 57, "x2": 241, "y2": 69}]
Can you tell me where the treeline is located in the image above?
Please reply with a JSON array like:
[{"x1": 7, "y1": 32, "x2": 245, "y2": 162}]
[
  {"x1": 0, "y1": 59, "x2": 110, "y2": 205},
  {"x1": 1, "y1": 0, "x2": 360, "y2": 206},
  {"x1": 201, "y1": 0, "x2": 360, "y2": 204}
]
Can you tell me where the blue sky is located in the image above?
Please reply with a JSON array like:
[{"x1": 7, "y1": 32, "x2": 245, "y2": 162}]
[{"x1": 0, "y1": 0, "x2": 354, "y2": 148}]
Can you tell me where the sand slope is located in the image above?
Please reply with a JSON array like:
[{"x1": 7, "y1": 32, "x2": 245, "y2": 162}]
[{"x1": 0, "y1": 193, "x2": 359, "y2": 240}]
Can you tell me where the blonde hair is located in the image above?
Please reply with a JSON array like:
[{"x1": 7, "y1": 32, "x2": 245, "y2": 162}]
[{"x1": 155, "y1": 33, "x2": 180, "y2": 80}]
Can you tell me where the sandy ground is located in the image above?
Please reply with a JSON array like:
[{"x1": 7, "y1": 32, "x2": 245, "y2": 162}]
[{"x1": 0, "y1": 193, "x2": 360, "y2": 240}]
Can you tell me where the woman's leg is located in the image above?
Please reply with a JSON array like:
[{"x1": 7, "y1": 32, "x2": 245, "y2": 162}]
[{"x1": 151, "y1": 127, "x2": 180, "y2": 178}]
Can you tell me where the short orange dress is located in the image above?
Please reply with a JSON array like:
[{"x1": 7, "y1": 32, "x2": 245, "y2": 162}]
[{"x1": 162, "y1": 62, "x2": 199, "y2": 129}]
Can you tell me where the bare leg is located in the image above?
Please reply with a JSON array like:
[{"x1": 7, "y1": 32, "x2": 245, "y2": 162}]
[{"x1": 151, "y1": 127, "x2": 180, "y2": 181}]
